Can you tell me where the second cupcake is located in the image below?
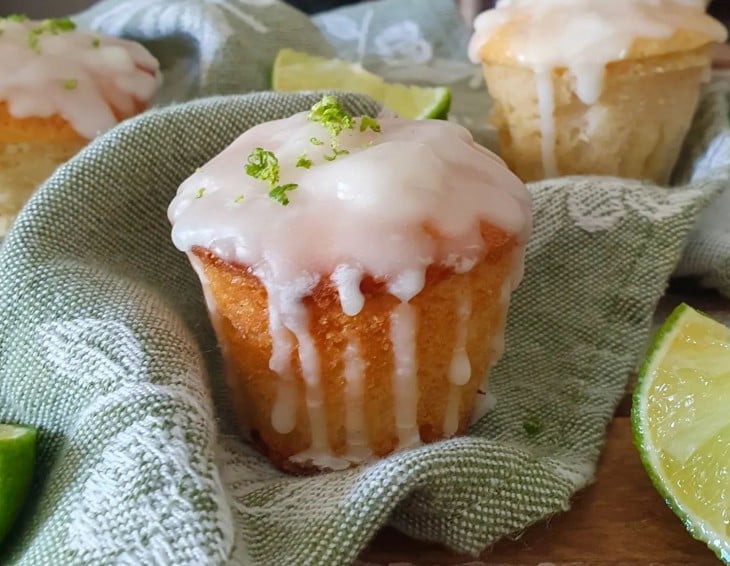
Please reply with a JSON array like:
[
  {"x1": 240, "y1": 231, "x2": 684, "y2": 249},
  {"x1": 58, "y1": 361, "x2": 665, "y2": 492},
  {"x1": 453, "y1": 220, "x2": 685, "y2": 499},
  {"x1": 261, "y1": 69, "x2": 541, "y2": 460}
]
[{"x1": 469, "y1": 0, "x2": 727, "y2": 183}]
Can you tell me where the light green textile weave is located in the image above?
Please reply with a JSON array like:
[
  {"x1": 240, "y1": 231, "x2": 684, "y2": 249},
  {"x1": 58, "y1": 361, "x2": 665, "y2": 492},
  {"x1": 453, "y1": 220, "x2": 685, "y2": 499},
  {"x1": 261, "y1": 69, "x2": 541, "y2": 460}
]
[{"x1": 1, "y1": 1, "x2": 729, "y2": 564}]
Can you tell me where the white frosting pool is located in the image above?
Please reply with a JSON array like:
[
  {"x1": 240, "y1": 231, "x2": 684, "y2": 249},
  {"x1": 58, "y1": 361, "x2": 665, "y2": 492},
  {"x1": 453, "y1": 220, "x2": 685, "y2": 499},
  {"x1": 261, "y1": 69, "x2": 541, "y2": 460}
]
[
  {"x1": 468, "y1": 0, "x2": 727, "y2": 178},
  {"x1": 0, "y1": 16, "x2": 159, "y2": 139},
  {"x1": 169, "y1": 105, "x2": 532, "y2": 469}
]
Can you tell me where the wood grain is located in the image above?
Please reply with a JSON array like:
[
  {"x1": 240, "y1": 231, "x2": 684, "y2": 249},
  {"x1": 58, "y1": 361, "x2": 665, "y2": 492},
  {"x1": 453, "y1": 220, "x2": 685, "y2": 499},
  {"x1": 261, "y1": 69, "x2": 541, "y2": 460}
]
[{"x1": 359, "y1": 284, "x2": 729, "y2": 565}]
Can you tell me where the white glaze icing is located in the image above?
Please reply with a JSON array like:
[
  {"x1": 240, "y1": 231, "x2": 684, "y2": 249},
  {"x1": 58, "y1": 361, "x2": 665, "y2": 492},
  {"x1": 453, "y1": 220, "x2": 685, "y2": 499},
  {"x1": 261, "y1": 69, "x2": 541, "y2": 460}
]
[
  {"x1": 332, "y1": 265, "x2": 365, "y2": 316},
  {"x1": 389, "y1": 302, "x2": 421, "y2": 449},
  {"x1": 535, "y1": 70, "x2": 558, "y2": 179},
  {"x1": 0, "y1": 17, "x2": 159, "y2": 139},
  {"x1": 448, "y1": 293, "x2": 472, "y2": 387},
  {"x1": 468, "y1": 0, "x2": 727, "y2": 178},
  {"x1": 470, "y1": 387, "x2": 498, "y2": 425},
  {"x1": 267, "y1": 302, "x2": 298, "y2": 435},
  {"x1": 443, "y1": 292, "x2": 473, "y2": 437},
  {"x1": 169, "y1": 107, "x2": 531, "y2": 469},
  {"x1": 342, "y1": 339, "x2": 371, "y2": 462},
  {"x1": 468, "y1": 0, "x2": 727, "y2": 74}
]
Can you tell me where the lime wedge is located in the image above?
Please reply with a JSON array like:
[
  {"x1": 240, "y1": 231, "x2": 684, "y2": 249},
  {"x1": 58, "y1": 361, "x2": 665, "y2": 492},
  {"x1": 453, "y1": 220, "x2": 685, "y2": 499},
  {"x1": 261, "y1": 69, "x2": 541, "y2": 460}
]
[
  {"x1": 0, "y1": 424, "x2": 36, "y2": 543},
  {"x1": 632, "y1": 304, "x2": 730, "y2": 563},
  {"x1": 272, "y1": 48, "x2": 451, "y2": 120}
]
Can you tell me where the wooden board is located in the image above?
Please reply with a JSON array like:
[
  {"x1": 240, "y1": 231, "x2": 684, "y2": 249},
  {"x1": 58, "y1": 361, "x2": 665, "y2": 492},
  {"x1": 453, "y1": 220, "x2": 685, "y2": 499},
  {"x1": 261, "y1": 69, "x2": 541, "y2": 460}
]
[{"x1": 359, "y1": 283, "x2": 729, "y2": 565}]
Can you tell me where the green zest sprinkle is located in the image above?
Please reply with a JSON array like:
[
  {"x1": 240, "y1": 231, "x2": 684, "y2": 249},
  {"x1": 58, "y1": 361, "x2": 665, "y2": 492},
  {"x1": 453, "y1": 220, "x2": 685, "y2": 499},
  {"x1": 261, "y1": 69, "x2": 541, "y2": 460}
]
[
  {"x1": 309, "y1": 137, "x2": 324, "y2": 146},
  {"x1": 268, "y1": 183, "x2": 298, "y2": 206},
  {"x1": 307, "y1": 95, "x2": 353, "y2": 137},
  {"x1": 25, "y1": 18, "x2": 76, "y2": 54},
  {"x1": 323, "y1": 146, "x2": 349, "y2": 162},
  {"x1": 63, "y1": 79, "x2": 77, "y2": 90},
  {"x1": 27, "y1": 31, "x2": 40, "y2": 53},
  {"x1": 246, "y1": 147, "x2": 280, "y2": 186},
  {"x1": 359, "y1": 116, "x2": 381, "y2": 133},
  {"x1": 6, "y1": 14, "x2": 29, "y2": 22},
  {"x1": 245, "y1": 147, "x2": 298, "y2": 206},
  {"x1": 296, "y1": 154, "x2": 312, "y2": 169},
  {"x1": 92, "y1": 38, "x2": 101, "y2": 48},
  {"x1": 39, "y1": 17, "x2": 76, "y2": 33},
  {"x1": 523, "y1": 415, "x2": 542, "y2": 437},
  {"x1": 195, "y1": 187, "x2": 205, "y2": 199},
  {"x1": 233, "y1": 194, "x2": 245, "y2": 204}
]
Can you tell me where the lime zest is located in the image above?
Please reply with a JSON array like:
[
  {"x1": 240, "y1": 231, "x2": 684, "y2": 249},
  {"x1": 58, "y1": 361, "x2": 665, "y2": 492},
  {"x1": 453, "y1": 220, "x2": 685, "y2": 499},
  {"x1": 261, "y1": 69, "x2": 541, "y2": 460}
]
[
  {"x1": 268, "y1": 183, "x2": 297, "y2": 206},
  {"x1": 296, "y1": 154, "x2": 312, "y2": 169},
  {"x1": 307, "y1": 95, "x2": 353, "y2": 138},
  {"x1": 359, "y1": 116, "x2": 381, "y2": 133},
  {"x1": 245, "y1": 147, "x2": 298, "y2": 206}
]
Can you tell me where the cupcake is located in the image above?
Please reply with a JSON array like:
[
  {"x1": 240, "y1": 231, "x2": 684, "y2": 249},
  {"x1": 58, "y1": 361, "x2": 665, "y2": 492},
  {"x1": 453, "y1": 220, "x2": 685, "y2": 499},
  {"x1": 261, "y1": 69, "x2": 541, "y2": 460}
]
[
  {"x1": 0, "y1": 15, "x2": 159, "y2": 234},
  {"x1": 468, "y1": 0, "x2": 728, "y2": 183},
  {"x1": 169, "y1": 96, "x2": 532, "y2": 473}
]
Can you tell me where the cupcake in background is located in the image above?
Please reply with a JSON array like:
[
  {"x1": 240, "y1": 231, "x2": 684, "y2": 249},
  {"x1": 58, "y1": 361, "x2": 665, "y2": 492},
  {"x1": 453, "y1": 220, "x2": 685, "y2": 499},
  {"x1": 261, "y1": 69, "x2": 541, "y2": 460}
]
[
  {"x1": 468, "y1": 0, "x2": 728, "y2": 183},
  {"x1": 0, "y1": 15, "x2": 160, "y2": 234},
  {"x1": 169, "y1": 96, "x2": 532, "y2": 473}
]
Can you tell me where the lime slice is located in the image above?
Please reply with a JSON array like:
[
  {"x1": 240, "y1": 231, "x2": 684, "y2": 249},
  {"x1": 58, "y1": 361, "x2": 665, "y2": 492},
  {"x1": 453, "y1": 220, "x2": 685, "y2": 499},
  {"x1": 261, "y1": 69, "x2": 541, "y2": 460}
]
[
  {"x1": 632, "y1": 304, "x2": 730, "y2": 563},
  {"x1": 0, "y1": 424, "x2": 36, "y2": 543},
  {"x1": 272, "y1": 48, "x2": 451, "y2": 120}
]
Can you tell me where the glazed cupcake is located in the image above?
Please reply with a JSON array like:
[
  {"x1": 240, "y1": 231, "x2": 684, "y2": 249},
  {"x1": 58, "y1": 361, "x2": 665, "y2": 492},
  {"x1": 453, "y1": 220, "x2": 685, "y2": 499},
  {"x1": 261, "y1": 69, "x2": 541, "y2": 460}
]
[
  {"x1": 169, "y1": 96, "x2": 532, "y2": 473},
  {"x1": 468, "y1": 0, "x2": 728, "y2": 183},
  {"x1": 0, "y1": 15, "x2": 159, "y2": 234}
]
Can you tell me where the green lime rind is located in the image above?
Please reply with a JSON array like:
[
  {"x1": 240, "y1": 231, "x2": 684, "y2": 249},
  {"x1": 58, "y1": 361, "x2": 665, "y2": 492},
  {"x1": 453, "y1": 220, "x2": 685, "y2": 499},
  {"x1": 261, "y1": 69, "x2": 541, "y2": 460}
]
[
  {"x1": 0, "y1": 424, "x2": 37, "y2": 543},
  {"x1": 631, "y1": 303, "x2": 730, "y2": 564},
  {"x1": 272, "y1": 48, "x2": 451, "y2": 120}
]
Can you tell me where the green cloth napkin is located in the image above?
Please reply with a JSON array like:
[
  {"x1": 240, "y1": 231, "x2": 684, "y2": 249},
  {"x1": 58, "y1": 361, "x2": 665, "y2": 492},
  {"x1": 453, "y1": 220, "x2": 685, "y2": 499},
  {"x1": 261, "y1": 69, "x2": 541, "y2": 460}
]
[
  {"x1": 1, "y1": 1, "x2": 729, "y2": 564},
  {"x1": 674, "y1": 70, "x2": 730, "y2": 296}
]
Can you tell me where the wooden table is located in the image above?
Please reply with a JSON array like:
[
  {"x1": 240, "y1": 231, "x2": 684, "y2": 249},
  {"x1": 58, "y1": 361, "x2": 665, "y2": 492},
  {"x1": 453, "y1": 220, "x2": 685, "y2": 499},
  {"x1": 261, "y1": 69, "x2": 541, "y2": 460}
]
[{"x1": 359, "y1": 281, "x2": 729, "y2": 565}]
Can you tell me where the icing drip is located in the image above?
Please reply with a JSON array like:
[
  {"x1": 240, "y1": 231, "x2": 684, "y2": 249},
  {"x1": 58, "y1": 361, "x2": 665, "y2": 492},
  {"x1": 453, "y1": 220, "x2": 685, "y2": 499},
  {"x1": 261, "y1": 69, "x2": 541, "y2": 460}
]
[
  {"x1": 468, "y1": 0, "x2": 727, "y2": 179},
  {"x1": 443, "y1": 292, "x2": 473, "y2": 437},
  {"x1": 332, "y1": 265, "x2": 365, "y2": 317},
  {"x1": 342, "y1": 340, "x2": 371, "y2": 461},
  {"x1": 470, "y1": 387, "x2": 498, "y2": 425},
  {"x1": 389, "y1": 302, "x2": 421, "y2": 449},
  {"x1": 267, "y1": 306, "x2": 298, "y2": 435},
  {"x1": 259, "y1": 274, "x2": 330, "y2": 456},
  {"x1": 448, "y1": 293, "x2": 472, "y2": 387},
  {"x1": 0, "y1": 18, "x2": 159, "y2": 139},
  {"x1": 535, "y1": 69, "x2": 558, "y2": 179}
]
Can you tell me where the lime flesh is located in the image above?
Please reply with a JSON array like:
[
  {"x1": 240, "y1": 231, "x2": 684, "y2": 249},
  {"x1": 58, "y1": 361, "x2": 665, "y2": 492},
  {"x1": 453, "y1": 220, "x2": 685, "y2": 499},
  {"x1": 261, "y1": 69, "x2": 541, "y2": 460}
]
[
  {"x1": 632, "y1": 304, "x2": 730, "y2": 563},
  {"x1": 0, "y1": 424, "x2": 36, "y2": 543},
  {"x1": 272, "y1": 48, "x2": 451, "y2": 120}
]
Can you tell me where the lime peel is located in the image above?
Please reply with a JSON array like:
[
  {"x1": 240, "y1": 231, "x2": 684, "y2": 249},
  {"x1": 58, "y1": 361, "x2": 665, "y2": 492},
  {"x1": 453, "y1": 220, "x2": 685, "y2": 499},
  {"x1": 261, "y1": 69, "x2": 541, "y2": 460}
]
[
  {"x1": 632, "y1": 304, "x2": 730, "y2": 563},
  {"x1": 0, "y1": 424, "x2": 37, "y2": 543},
  {"x1": 272, "y1": 48, "x2": 451, "y2": 120}
]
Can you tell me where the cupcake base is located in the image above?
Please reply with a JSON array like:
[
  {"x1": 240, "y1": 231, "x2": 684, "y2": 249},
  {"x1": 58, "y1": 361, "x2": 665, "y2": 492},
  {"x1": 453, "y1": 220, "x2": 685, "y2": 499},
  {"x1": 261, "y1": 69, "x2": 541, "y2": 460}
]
[
  {"x1": 0, "y1": 140, "x2": 84, "y2": 234},
  {"x1": 483, "y1": 46, "x2": 712, "y2": 183},
  {"x1": 191, "y1": 225, "x2": 521, "y2": 473}
]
